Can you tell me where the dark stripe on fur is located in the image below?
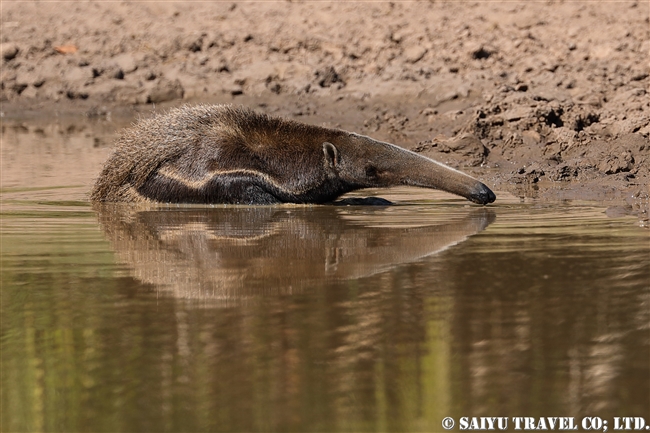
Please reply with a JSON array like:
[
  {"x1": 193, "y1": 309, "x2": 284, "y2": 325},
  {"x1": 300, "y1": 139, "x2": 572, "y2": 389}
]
[{"x1": 137, "y1": 171, "x2": 354, "y2": 205}]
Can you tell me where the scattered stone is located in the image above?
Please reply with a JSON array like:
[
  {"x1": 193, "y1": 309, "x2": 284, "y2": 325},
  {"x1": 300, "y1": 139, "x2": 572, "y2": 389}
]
[
  {"x1": 1, "y1": 43, "x2": 19, "y2": 61},
  {"x1": 147, "y1": 78, "x2": 184, "y2": 103},
  {"x1": 549, "y1": 127, "x2": 577, "y2": 147},
  {"x1": 215, "y1": 61, "x2": 230, "y2": 73},
  {"x1": 549, "y1": 164, "x2": 579, "y2": 181},
  {"x1": 404, "y1": 46, "x2": 427, "y2": 64},
  {"x1": 65, "y1": 88, "x2": 89, "y2": 99},
  {"x1": 66, "y1": 67, "x2": 94, "y2": 82},
  {"x1": 420, "y1": 107, "x2": 437, "y2": 117},
  {"x1": 20, "y1": 86, "x2": 38, "y2": 98},
  {"x1": 14, "y1": 71, "x2": 45, "y2": 88},
  {"x1": 92, "y1": 62, "x2": 124, "y2": 80},
  {"x1": 630, "y1": 71, "x2": 649, "y2": 81},
  {"x1": 515, "y1": 162, "x2": 546, "y2": 183},
  {"x1": 225, "y1": 84, "x2": 243, "y2": 96},
  {"x1": 598, "y1": 150, "x2": 634, "y2": 174},
  {"x1": 266, "y1": 79, "x2": 281, "y2": 94},
  {"x1": 12, "y1": 81, "x2": 28, "y2": 94},
  {"x1": 184, "y1": 33, "x2": 206, "y2": 52},
  {"x1": 435, "y1": 133, "x2": 488, "y2": 167},
  {"x1": 112, "y1": 53, "x2": 138, "y2": 74},
  {"x1": 521, "y1": 130, "x2": 541, "y2": 146},
  {"x1": 504, "y1": 106, "x2": 533, "y2": 122},
  {"x1": 315, "y1": 66, "x2": 344, "y2": 88}
]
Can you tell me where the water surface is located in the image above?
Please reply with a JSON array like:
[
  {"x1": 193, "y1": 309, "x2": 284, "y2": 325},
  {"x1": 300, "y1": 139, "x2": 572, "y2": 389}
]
[{"x1": 2, "y1": 118, "x2": 649, "y2": 432}]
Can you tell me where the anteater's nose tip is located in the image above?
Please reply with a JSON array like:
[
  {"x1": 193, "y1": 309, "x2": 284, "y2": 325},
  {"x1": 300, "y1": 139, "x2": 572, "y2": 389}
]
[{"x1": 470, "y1": 183, "x2": 497, "y2": 205}]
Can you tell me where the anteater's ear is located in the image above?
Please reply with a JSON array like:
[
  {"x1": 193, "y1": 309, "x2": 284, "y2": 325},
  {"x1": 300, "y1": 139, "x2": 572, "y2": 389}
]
[{"x1": 323, "y1": 142, "x2": 340, "y2": 168}]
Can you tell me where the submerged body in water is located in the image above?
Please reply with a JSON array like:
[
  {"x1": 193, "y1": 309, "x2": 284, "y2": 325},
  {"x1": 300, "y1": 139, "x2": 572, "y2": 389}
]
[{"x1": 91, "y1": 104, "x2": 496, "y2": 205}]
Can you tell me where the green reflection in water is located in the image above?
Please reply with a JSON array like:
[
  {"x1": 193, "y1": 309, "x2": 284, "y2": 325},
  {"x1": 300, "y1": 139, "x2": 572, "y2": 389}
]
[{"x1": 1, "y1": 201, "x2": 649, "y2": 432}]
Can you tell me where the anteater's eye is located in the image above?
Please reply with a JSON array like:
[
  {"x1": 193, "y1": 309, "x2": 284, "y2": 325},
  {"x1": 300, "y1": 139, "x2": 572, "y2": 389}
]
[{"x1": 365, "y1": 165, "x2": 378, "y2": 178}]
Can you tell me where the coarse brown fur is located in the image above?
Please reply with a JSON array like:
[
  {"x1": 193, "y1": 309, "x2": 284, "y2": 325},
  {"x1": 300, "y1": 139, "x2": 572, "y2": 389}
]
[{"x1": 91, "y1": 104, "x2": 496, "y2": 205}]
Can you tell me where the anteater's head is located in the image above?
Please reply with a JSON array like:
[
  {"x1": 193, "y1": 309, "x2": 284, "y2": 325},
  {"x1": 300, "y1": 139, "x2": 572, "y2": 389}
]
[{"x1": 321, "y1": 132, "x2": 496, "y2": 205}]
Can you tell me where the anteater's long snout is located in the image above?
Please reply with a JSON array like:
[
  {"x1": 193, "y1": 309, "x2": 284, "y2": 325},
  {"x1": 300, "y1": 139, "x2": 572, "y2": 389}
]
[
  {"x1": 468, "y1": 182, "x2": 497, "y2": 205},
  {"x1": 386, "y1": 145, "x2": 497, "y2": 205}
]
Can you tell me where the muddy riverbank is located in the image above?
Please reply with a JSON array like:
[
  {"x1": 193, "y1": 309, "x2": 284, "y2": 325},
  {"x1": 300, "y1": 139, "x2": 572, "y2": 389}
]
[{"x1": 2, "y1": 1, "x2": 649, "y2": 221}]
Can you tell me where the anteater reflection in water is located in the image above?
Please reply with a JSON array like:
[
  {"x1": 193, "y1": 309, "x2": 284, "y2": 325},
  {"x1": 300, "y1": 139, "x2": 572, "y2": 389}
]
[{"x1": 94, "y1": 205, "x2": 495, "y2": 300}]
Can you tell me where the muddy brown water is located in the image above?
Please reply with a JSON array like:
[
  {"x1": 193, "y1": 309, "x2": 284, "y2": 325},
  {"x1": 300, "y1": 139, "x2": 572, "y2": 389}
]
[{"x1": 2, "y1": 117, "x2": 649, "y2": 432}]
